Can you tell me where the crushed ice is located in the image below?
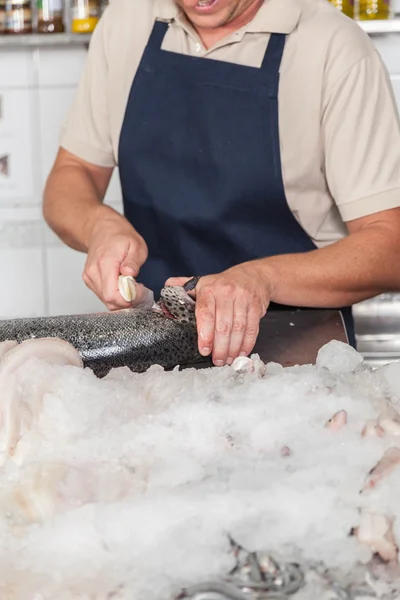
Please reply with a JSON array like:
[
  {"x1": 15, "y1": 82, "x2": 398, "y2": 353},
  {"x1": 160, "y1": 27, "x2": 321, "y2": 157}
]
[{"x1": 0, "y1": 340, "x2": 399, "y2": 598}]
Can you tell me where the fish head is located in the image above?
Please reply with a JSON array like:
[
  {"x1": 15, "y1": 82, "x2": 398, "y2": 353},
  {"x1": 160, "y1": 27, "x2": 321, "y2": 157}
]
[{"x1": 158, "y1": 286, "x2": 196, "y2": 325}]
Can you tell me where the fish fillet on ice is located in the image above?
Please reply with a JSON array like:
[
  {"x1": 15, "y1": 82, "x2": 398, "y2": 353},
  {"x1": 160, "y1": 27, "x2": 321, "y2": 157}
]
[{"x1": 0, "y1": 338, "x2": 82, "y2": 465}]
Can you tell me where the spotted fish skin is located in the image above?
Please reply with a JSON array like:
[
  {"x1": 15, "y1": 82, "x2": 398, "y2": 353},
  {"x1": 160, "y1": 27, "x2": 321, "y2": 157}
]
[{"x1": 0, "y1": 286, "x2": 204, "y2": 378}]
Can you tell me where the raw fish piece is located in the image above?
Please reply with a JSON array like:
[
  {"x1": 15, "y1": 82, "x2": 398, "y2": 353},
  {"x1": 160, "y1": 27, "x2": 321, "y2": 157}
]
[
  {"x1": 363, "y1": 447, "x2": 400, "y2": 490},
  {"x1": 378, "y1": 404, "x2": 400, "y2": 436},
  {"x1": 7, "y1": 461, "x2": 147, "y2": 524},
  {"x1": 354, "y1": 511, "x2": 398, "y2": 562},
  {"x1": 0, "y1": 340, "x2": 18, "y2": 361},
  {"x1": 324, "y1": 410, "x2": 347, "y2": 432},
  {"x1": 361, "y1": 419, "x2": 384, "y2": 438},
  {"x1": 0, "y1": 338, "x2": 82, "y2": 465}
]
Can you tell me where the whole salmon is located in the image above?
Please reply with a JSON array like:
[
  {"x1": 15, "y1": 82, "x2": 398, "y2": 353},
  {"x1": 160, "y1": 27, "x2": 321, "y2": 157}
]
[{"x1": 0, "y1": 285, "x2": 205, "y2": 377}]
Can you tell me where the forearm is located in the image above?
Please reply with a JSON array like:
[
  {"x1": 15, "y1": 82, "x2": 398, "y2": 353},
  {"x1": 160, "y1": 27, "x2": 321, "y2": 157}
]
[
  {"x1": 257, "y1": 223, "x2": 400, "y2": 308},
  {"x1": 43, "y1": 152, "x2": 122, "y2": 253}
]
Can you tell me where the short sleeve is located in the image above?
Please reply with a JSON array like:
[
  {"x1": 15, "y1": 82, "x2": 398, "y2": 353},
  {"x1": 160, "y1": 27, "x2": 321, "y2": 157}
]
[
  {"x1": 59, "y1": 9, "x2": 115, "y2": 167},
  {"x1": 322, "y1": 51, "x2": 400, "y2": 222}
]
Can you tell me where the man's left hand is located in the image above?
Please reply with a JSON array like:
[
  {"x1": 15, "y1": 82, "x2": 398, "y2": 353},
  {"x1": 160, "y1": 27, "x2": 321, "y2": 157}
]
[{"x1": 166, "y1": 263, "x2": 271, "y2": 366}]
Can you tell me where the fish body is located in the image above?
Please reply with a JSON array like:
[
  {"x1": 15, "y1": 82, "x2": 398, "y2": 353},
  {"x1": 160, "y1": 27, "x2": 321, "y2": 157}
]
[{"x1": 0, "y1": 286, "x2": 204, "y2": 377}]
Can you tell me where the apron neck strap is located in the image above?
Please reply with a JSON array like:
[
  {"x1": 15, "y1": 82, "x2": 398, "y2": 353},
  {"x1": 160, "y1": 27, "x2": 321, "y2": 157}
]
[
  {"x1": 260, "y1": 33, "x2": 286, "y2": 72},
  {"x1": 149, "y1": 20, "x2": 169, "y2": 48}
]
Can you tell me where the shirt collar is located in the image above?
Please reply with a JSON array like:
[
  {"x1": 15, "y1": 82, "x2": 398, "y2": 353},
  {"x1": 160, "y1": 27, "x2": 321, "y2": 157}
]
[{"x1": 154, "y1": 0, "x2": 302, "y2": 34}]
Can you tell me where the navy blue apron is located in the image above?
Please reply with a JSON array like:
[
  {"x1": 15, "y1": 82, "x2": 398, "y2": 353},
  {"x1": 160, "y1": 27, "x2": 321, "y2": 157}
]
[{"x1": 118, "y1": 20, "x2": 355, "y2": 347}]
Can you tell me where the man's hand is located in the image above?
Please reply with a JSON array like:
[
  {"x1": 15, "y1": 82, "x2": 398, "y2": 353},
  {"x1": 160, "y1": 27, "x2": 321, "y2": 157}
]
[
  {"x1": 166, "y1": 263, "x2": 271, "y2": 366},
  {"x1": 83, "y1": 207, "x2": 148, "y2": 310}
]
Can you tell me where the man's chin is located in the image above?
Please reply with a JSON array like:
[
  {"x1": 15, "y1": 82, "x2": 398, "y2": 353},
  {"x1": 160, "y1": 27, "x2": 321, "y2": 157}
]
[{"x1": 185, "y1": 11, "x2": 229, "y2": 29}]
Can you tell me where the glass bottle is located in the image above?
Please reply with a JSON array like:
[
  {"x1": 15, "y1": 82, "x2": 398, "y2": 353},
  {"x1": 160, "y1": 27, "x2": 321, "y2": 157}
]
[
  {"x1": 0, "y1": 0, "x2": 6, "y2": 32},
  {"x1": 328, "y1": 0, "x2": 355, "y2": 17},
  {"x1": 358, "y1": 0, "x2": 391, "y2": 19},
  {"x1": 71, "y1": 0, "x2": 99, "y2": 33},
  {"x1": 4, "y1": 0, "x2": 33, "y2": 33},
  {"x1": 37, "y1": 0, "x2": 64, "y2": 33}
]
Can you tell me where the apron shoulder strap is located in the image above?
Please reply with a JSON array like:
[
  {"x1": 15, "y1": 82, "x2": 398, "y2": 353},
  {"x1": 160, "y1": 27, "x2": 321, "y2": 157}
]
[
  {"x1": 260, "y1": 33, "x2": 286, "y2": 72},
  {"x1": 148, "y1": 19, "x2": 169, "y2": 50}
]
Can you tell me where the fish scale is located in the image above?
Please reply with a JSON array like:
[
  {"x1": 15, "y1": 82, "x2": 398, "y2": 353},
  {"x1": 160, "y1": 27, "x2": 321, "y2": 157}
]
[{"x1": 0, "y1": 286, "x2": 205, "y2": 377}]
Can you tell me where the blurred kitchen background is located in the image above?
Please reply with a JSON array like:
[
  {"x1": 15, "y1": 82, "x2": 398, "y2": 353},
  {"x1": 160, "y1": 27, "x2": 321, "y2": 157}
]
[{"x1": 0, "y1": 0, "x2": 399, "y2": 366}]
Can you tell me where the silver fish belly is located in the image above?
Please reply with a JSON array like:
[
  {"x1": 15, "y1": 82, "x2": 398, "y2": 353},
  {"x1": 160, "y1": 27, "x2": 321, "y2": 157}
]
[{"x1": 0, "y1": 286, "x2": 204, "y2": 377}]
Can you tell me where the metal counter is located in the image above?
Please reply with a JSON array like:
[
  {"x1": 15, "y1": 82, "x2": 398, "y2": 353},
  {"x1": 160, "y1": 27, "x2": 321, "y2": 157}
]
[{"x1": 353, "y1": 293, "x2": 400, "y2": 367}]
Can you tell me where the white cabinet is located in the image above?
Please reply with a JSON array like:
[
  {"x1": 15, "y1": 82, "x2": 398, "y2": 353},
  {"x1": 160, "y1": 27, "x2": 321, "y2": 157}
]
[
  {"x1": 38, "y1": 87, "x2": 77, "y2": 187},
  {"x1": 36, "y1": 47, "x2": 87, "y2": 87},
  {"x1": 0, "y1": 49, "x2": 45, "y2": 318},
  {"x1": 0, "y1": 50, "x2": 34, "y2": 88},
  {"x1": 44, "y1": 226, "x2": 105, "y2": 316},
  {"x1": 0, "y1": 88, "x2": 36, "y2": 203},
  {"x1": 0, "y1": 207, "x2": 45, "y2": 318}
]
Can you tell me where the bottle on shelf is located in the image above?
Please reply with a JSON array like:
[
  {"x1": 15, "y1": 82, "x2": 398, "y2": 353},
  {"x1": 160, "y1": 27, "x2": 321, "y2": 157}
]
[
  {"x1": 0, "y1": 0, "x2": 6, "y2": 32},
  {"x1": 358, "y1": 0, "x2": 391, "y2": 19},
  {"x1": 4, "y1": 0, "x2": 33, "y2": 34},
  {"x1": 328, "y1": 0, "x2": 355, "y2": 17},
  {"x1": 71, "y1": 0, "x2": 99, "y2": 33},
  {"x1": 37, "y1": 0, "x2": 65, "y2": 33}
]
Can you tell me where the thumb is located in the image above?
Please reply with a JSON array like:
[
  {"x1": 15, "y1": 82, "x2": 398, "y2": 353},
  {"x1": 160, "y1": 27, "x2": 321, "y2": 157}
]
[
  {"x1": 120, "y1": 237, "x2": 148, "y2": 278},
  {"x1": 120, "y1": 261, "x2": 139, "y2": 278},
  {"x1": 120, "y1": 246, "x2": 142, "y2": 277}
]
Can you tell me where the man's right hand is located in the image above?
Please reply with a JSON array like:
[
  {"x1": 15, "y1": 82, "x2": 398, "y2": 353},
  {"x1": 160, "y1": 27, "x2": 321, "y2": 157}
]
[{"x1": 82, "y1": 206, "x2": 148, "y2": 310}]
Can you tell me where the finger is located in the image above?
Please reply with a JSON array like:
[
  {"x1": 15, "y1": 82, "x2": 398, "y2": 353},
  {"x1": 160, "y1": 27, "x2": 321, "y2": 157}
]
[
  {"x1": 100, "y1": 258, "x2": 132, "y2": 309},
  {"x1": 212, "y1": 292, "x2": 234, "y2": 366},
  {"x1": 83, "y1": 265, "x2": 124, "y2": 311},
  {"x1": 227, "y1": 301, "x2": 248, "y2": 364},
  {"x1": 120, "y1": 262, "x2": 139, "y2": 278},
  {"x1": 120, "y1": 253, "x2": 140, "y2": 278},
  {"x1": 120, "y1": 237, "x2": 148, "y2": 278},
  {"x1": 239, "y1": 303, "x2": 262, "y2": 357},
  {"x1": 165, "y1": 277, "x2": 192, "y2": 287},
  {"x1": 82, "y1": 263, "x2": 94, "y2": 290},
  {"x1": 82, "y1": 261, "x2": 102, "y2": 296},
  {"x1": 195, "y1": 286, "x2": 216, "y2": 358}
]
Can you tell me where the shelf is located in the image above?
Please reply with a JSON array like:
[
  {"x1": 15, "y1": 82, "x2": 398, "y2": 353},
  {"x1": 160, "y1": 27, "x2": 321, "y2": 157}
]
[
  {"x1": 0, "y1": 15, "x2": 399, "y2": 49},
  {"x1": 358, "y1": 16, "x2": 400, "y2": 33},
  {"x1": 0, "y1": 32, "x2": 91, "y2": 48}
]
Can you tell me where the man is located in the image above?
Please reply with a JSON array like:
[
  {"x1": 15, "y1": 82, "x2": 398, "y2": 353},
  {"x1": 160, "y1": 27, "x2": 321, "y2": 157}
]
[{"x1": 43, "y1": 0, "x2": 400, "y2": 368}]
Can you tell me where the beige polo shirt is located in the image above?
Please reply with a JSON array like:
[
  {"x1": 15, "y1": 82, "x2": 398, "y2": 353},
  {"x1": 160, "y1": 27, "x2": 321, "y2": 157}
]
[{"x1": 60, "y1": 0, "x2": 400, "y2": 248}]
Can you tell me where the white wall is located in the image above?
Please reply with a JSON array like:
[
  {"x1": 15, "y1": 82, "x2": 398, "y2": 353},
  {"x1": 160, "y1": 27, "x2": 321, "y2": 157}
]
[{"x1": 0, "y1": 30, "x2": 399, "y2": 319}]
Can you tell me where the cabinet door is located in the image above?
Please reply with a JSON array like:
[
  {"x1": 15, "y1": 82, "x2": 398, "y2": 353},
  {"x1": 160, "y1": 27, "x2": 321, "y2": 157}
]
[
  {"x1": 0, "y1": 89, "x2": 35, "y2": 202},
  {"x1": 38, "y1": 87, "x2": 77, "y2": 188},
  {"x1": 0, "y1": 208, "x2": 45, "y2": 318},
  {"x1": 44, "y1": 229, "x2": 106, "y2": 316}
]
